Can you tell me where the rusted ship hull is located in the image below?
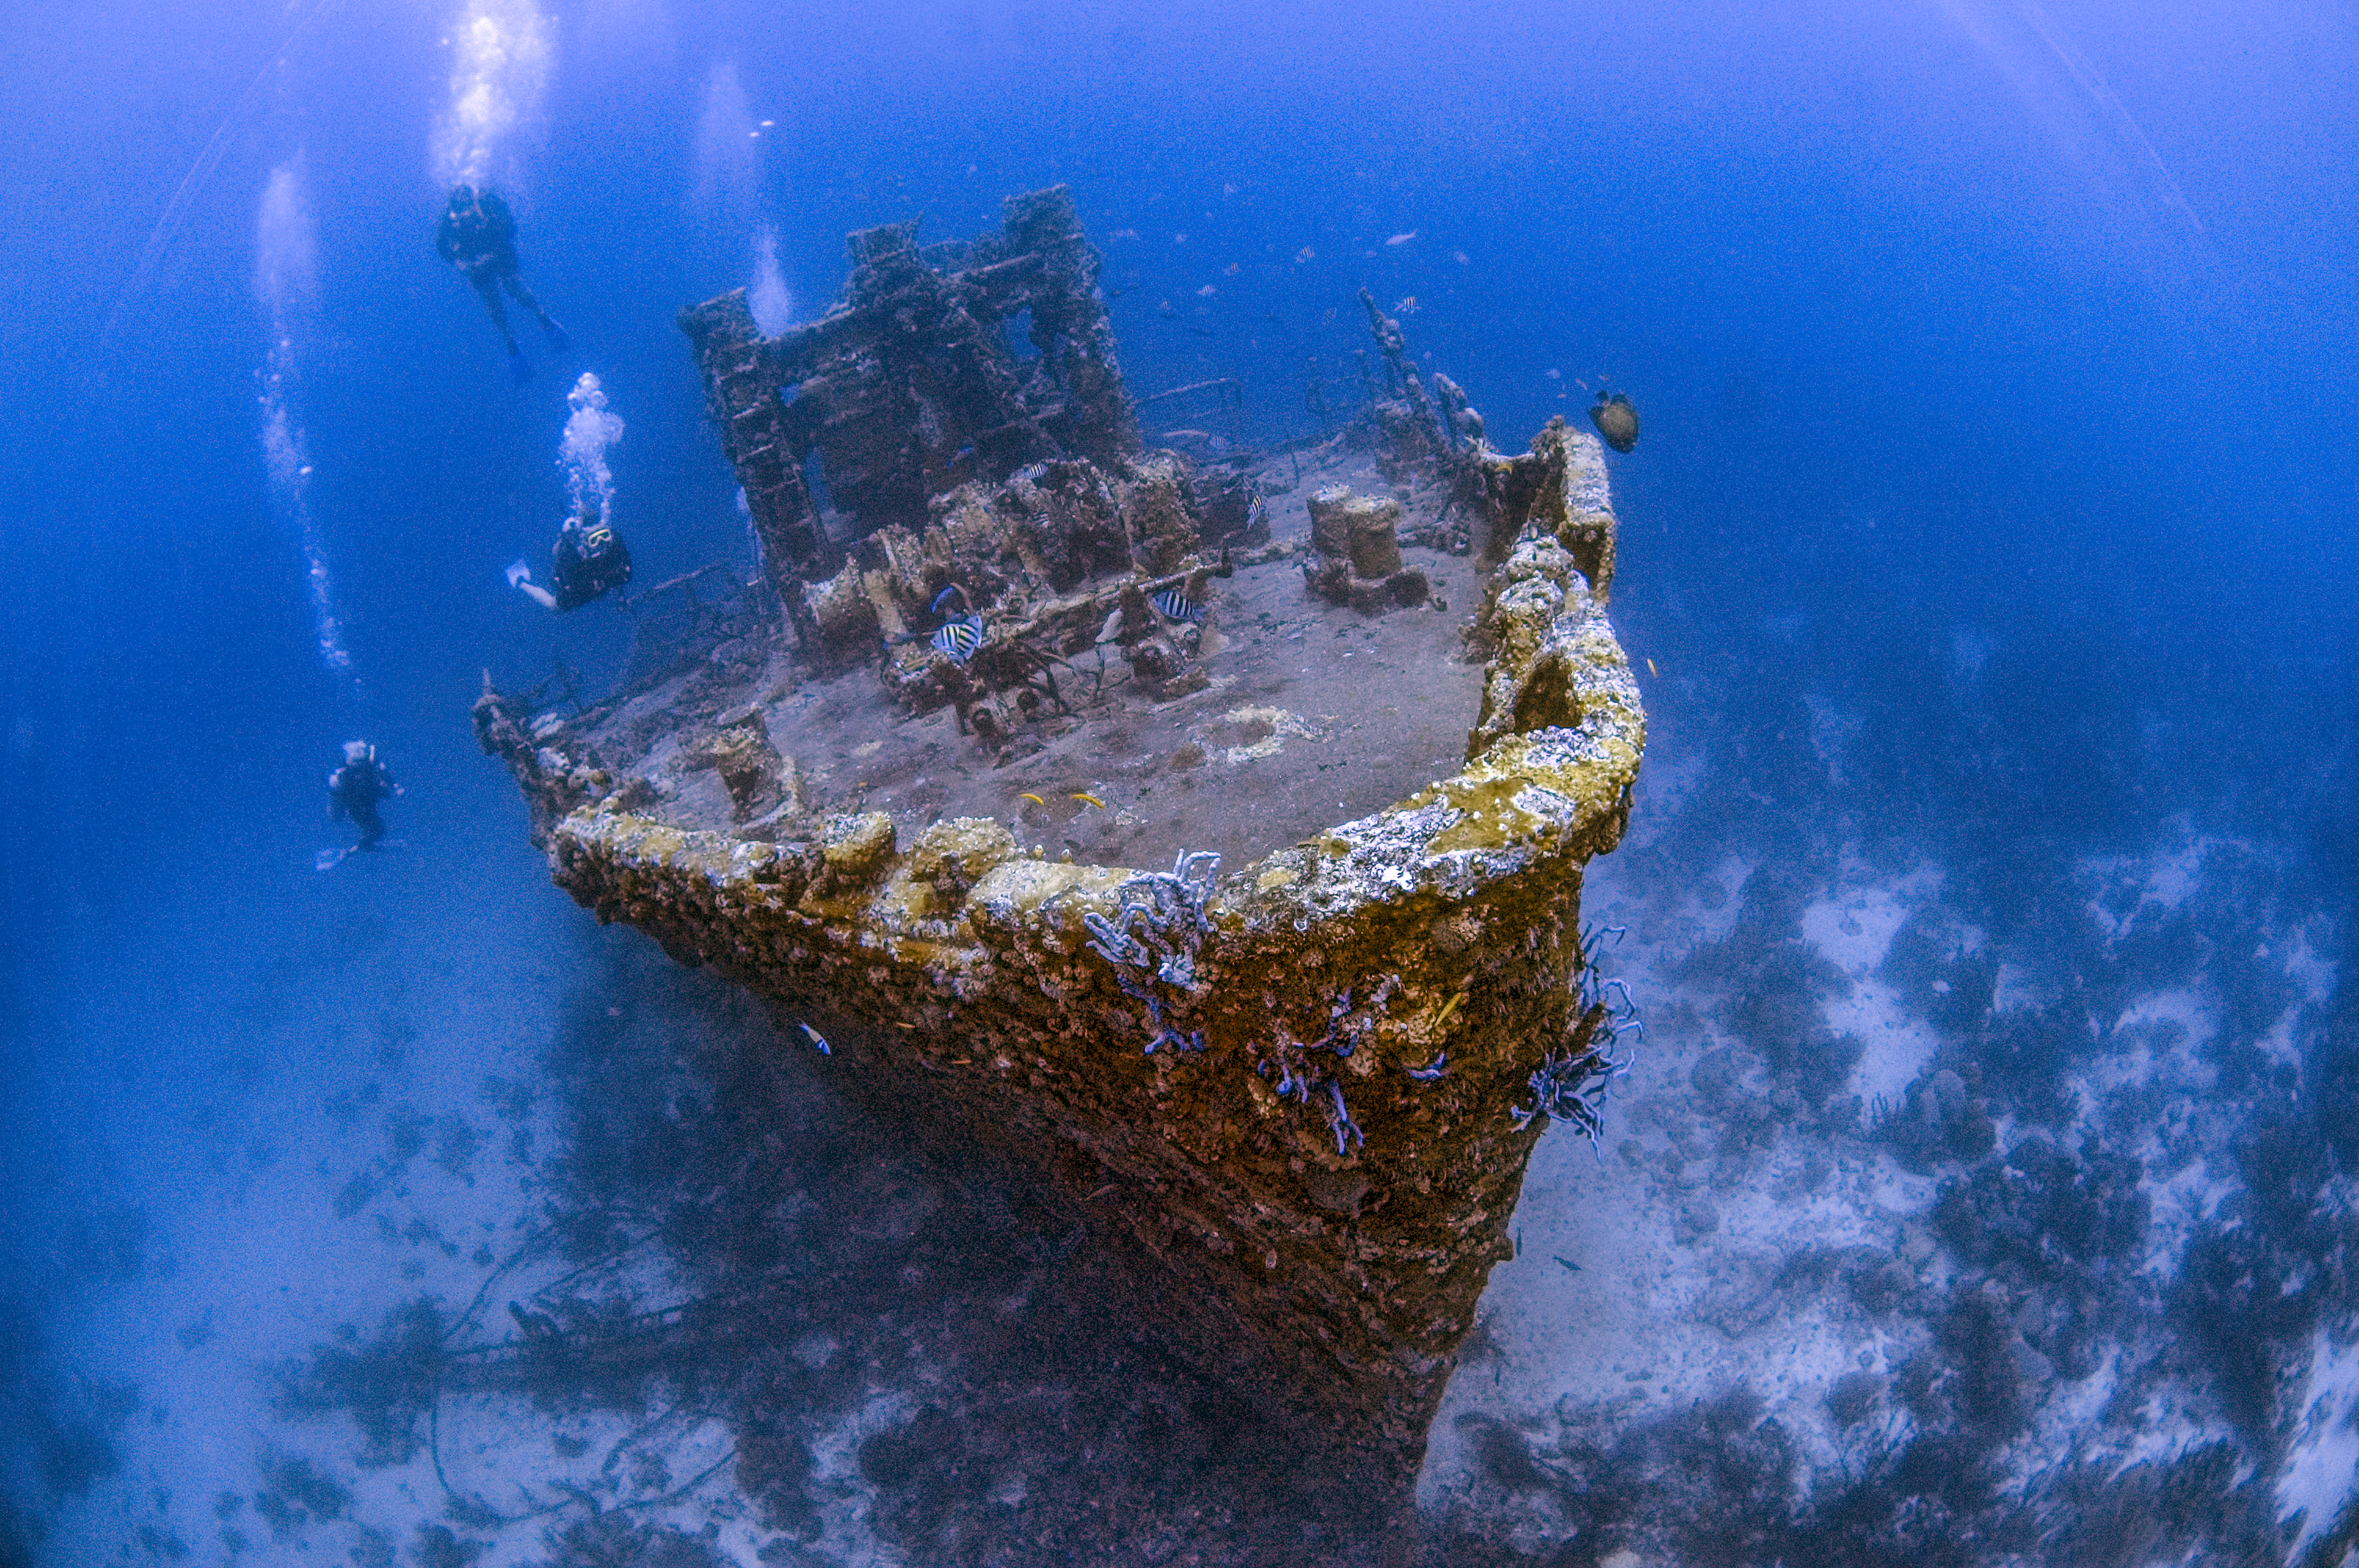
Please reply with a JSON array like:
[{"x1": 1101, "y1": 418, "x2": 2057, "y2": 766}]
[
  {"x1": 481, "y1": 529, "x2": 1638, "y2": 1487},
  {"x1": 477, "y1": 187, "x2": 1644, "y2": 1498}
]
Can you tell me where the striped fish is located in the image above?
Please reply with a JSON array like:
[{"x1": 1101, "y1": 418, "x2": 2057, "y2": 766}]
[
  {"x1": 1245, "y1": 492, "x2": 1265, "y2": 533},
  {"x1": 930, "y1": 615, "x2": 985, "y2": 664},
  {"x1": 1151, "y1": 588, "x2": 1206, "y2": 623}
]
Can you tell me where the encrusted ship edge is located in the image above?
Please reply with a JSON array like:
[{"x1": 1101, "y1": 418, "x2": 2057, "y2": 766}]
[{"x1": 481, "y1": 448, "x2": 1643, "y2": 1505}]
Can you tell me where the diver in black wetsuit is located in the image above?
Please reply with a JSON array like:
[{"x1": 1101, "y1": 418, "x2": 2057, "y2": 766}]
[
  {"x1": 328, "y1": 741, "x2": 400, "y2": 850},
  {"x1": 507, "y1": 499, "x2": 632, "y2": 612},
  {"x1": 435, "y1": 185, "x2": 569, "y2": 379}
]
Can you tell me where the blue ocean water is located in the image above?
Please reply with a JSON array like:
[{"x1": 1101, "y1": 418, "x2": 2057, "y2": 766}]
[{"x1": 3, "y1": 0, "x2": 2355, "y2": 1562}]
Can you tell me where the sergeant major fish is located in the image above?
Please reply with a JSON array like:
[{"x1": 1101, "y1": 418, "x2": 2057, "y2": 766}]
[
  {"x1": 931, "y1": 615, "x2": 984, "y2": 664},
  {"x1": 1151, "y1": 588, "x2": 1206, "y2": 623}
]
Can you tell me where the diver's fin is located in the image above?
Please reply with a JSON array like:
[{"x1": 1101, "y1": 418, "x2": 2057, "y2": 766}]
[
  {"x1": 505, "y1": 558, "x2": 532, "y2": 588},
  {"x1": 508, "y1": 347, "x2": 532, "y2": 385},
  {"x1": 541, "y1": 317, "x2": 571, "y2": 354}
]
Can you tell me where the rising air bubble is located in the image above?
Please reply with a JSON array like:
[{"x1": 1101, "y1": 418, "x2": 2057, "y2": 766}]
[
  {"x1": 254, "y1": 158, "x2": 353, "y2": 682},
  {"x1": 433, "y1": 0, "x2": 549, "y2": 192},
  {"x1": 560, "y1": 373, "x2": 624, "y2": 519},
  {"x1": 750, "y1": 227, "x2": 792, "y2": 335}
]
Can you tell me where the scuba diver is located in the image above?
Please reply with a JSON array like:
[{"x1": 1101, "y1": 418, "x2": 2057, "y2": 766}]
[
  {"x1": 435, "y1": 185, "x2": 569, "y2": 380},
  {"x1": 327, "y1": 741, "x2": 400, "y2": 852},
  {"x1": 507, "y1": 498, "x2": 632, "y2": 613}
]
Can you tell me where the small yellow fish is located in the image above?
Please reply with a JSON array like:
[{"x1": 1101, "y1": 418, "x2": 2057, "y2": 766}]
[
  {"x1": 1647, "y1": 658, "x2": 1658, "y2": 677},
  {"x1": 1071, "y1": 791, "x2": 1107, "y2": 809},
  {"x1": 1019, "y1": 793, "x2": 1045, "y2": 805}
]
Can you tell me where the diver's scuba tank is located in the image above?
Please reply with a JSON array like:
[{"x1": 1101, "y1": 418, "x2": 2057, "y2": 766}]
[{"x1": 1590, "y1": 391, "x2": 1639, "y2": 453}]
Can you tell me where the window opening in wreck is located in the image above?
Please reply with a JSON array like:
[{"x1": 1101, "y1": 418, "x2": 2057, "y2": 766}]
[
  {"x1": 1003, "y1": 307, "x2": 1040, "y2": 362},
  {"x1": 802, "y1": 449, "x2": 838, "y2": 534}
]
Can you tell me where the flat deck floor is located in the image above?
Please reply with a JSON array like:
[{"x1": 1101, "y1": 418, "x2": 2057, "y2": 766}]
[{"x1": 582, "y1": 448, "x2": 1494, "y2": 879}]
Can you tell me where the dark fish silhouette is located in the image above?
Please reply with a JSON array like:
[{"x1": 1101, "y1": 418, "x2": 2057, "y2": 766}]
[{"x1": 1590, "y1": 390, "x2": 1638, "y2": 453}]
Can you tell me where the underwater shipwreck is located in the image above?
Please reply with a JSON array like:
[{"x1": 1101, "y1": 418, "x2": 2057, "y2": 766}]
[{"x1": 477, "y1": 185, "x2": 1646, "y2": 1502}]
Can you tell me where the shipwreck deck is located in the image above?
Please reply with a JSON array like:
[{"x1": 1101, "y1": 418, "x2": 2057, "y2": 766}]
[{"x1": 570, "y1": 449, "x2": 1486, "y2": 879}]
